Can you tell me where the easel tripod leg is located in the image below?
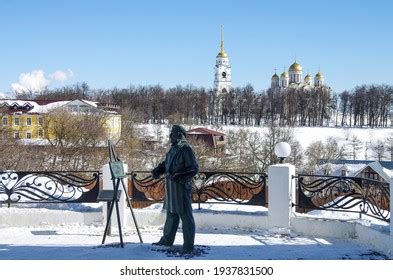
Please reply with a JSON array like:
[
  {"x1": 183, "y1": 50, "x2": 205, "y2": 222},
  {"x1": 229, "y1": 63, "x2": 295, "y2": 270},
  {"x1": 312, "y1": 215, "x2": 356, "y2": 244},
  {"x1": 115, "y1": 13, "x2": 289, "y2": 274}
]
[
  {"x1": 121, "y1": 180, "x2": 143, "y2": 243},
  {"x1": 114, "y1": 188, "x2": 124, "y2": 248},
  {"x1": 102, "y1": 196, "x2": 116, "y2": 245}
]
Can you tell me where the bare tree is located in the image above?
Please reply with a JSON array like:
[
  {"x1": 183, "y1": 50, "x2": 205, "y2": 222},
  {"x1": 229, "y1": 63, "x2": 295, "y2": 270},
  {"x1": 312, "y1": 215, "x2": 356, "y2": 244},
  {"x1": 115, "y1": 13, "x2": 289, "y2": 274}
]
[
  {"x1": 364, "y1": 140, "x2": 372, "y2": 160},
  {"x1": 305, "y1": 137, "x2": 345, "y2": 173},
  {"x1": 347, "y1": 136, "x2": 362, "y2": 160},
  {"x1": 340, "y1": 91, "x2": 350, "y2": 126},
  {"x1": 286, "y1": 141, "x2": 301, "y2": 167},
  {"x1": 152, "y1": 124, "x2": 164, "y2": 142},
  {"x1": 387, "y1": 136, "x2": 393, "y2": 161},
  {"x1": 372, "y1": 140, "x2": 386, "y2": 161},
  {"x1": 43, "y1": 109, "x2": 108, "y2": 169},
  {"x1": 187, "y1": 138, "x2": 217, "y2": 171},
  {"x1": 223, "y1": 125, "x2": 296, "y2": 173}
]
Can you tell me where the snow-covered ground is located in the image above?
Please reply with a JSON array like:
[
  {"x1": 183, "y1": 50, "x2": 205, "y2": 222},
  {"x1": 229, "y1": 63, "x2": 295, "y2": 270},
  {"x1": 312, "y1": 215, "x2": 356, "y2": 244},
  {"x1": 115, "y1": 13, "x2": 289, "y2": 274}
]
[
  {"x1": 0, "y1": 203, "x2": 390, "y2": 260},
  {"x1": 0, "y1": 223, "x2": 389, "y2": 260}
]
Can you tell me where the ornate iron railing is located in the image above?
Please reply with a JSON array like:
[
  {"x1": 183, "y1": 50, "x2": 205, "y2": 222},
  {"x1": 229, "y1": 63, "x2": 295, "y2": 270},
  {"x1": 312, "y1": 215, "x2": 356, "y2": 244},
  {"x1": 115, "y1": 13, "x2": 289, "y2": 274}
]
[
  {"x1": 129, "y1": 171, "x2": 267, "y2": 207},
  {"x1": 296, "y1": 174, "x2": 390, "y2": 222},
  {"x1": 0, "y1": 171, "x2": 100, "y2": 207}
]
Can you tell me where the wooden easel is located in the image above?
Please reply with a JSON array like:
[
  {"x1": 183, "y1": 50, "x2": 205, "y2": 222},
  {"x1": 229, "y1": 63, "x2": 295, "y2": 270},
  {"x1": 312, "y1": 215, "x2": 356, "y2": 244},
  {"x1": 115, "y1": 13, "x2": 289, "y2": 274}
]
[{"x1": 101, "y1": 140, "x2": 143, "y2": 247}]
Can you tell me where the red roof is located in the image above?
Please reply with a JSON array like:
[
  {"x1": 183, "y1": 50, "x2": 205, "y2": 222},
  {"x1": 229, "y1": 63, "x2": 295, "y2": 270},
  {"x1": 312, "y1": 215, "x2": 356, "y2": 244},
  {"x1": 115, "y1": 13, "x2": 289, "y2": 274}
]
[
  {"x1": 187, "y1": 127, "x2": 225, "y2": 136},
  {"x1": 33, "y1": 99, "x2": 64, "y2": 105}
]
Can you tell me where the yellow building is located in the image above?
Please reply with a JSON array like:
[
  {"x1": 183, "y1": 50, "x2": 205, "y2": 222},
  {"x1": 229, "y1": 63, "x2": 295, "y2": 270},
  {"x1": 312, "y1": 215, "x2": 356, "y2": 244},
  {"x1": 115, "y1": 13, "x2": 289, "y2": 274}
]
[{"x1": 0, "y1": 99, "x2": 121, "y2": 142}]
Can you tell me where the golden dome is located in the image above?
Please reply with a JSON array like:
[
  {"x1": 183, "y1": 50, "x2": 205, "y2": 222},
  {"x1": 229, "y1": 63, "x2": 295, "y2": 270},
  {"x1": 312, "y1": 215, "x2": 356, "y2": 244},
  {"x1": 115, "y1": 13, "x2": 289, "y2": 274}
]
[
  {"x1": 217, "y1": 51, "x2": 228, "y2": 58},
  {"x1": 289, "y1": 62, "x2": 303, "y2": 72},
  {"x1": 280, "y1": 71, "x2": 289, "y2": 78},
  {"x1": 304, "y1": 74, "x2": 312, "y2": 81},
  {"x1": 271, "y1": 73, "x2": 279, "y2": 80},
  {"x1": 315, "y1": 71, "x2": 324, "y2": 79}
]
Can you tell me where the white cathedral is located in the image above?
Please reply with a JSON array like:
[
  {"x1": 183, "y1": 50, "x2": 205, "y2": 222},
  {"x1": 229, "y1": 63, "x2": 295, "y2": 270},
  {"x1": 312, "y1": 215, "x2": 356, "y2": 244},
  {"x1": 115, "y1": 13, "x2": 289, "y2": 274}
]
[
  {"x1": 213, "y1": 27, "x2": 326, "y2": 93},
  {"x1": 270, "y1": 61, "x2": 325, "y2": 90}
]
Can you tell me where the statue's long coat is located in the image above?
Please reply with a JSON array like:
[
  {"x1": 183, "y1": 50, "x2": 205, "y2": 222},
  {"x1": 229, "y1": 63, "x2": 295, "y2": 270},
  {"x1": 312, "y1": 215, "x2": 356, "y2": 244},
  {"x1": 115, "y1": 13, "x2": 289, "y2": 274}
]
[{"x1": 154, "y1": 142, "x2": 199, "y2": 214}]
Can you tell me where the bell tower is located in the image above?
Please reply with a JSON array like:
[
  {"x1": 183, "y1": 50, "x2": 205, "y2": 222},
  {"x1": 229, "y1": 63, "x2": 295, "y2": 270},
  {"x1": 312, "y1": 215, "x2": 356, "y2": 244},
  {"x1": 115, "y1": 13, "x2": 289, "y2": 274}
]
[{"x1": 214, "y1": 26, "x2": 232, "y2": 95}]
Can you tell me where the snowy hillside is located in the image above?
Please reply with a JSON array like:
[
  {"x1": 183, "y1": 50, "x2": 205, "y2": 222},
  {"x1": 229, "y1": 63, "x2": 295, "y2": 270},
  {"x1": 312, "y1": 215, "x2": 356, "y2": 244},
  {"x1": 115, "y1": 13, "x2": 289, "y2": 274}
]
[{"x1": 136, "y1": 124, "x2": 392, "y2": 161}]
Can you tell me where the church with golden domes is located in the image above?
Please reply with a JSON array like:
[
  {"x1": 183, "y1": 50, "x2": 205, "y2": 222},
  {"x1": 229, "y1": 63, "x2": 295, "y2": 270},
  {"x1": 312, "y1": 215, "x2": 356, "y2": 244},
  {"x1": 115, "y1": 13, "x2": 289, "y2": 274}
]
[
  {"x1": 212, "y1": 27, "x2": 326, "y2": 92},
  {"x1": 270, "y1": 61, "x2": 325, "y2": 90}
]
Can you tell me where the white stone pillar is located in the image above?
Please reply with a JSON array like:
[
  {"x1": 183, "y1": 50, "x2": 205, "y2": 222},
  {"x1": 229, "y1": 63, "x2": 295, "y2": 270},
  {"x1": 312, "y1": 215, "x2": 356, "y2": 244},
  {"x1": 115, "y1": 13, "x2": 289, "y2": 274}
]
[
  {"x1": 102, "y1": 163, "x2": 128, "y2": 233},
  {"x1": 268, "y1": 163, "x2": 296, "y2": 232},
  {"x1": 390, "y1": 176, "x2": 393, "y2": 237}
]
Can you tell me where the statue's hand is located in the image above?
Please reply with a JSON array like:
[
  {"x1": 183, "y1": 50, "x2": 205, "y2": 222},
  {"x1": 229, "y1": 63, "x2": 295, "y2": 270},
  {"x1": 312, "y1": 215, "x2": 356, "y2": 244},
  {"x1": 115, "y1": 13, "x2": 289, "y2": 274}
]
[
  {"x1": 171, "y1": 173, "x2": 181, "y2": 181},
  {"x1": 151, "y1": 169, "x2": 160, "y2": 179}
]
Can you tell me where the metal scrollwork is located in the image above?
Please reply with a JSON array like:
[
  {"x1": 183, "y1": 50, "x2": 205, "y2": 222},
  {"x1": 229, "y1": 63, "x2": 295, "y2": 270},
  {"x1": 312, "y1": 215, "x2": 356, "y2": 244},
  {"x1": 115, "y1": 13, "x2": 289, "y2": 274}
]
[
  {"x1": 129, "y1": 171, "x2": 267, "y2": 206},
  {"x1": 192, "y1": 172, "x2": 266, "y2": 205},
  {"x1": 130, "y1": 172, "x2": 166, "y2": 201},
  {"x1": 297, "y1": 174, "x2": 390, "y2": 222},
  {"x1": 0, "y1": 171, "x2": 100, "y2": 207}
]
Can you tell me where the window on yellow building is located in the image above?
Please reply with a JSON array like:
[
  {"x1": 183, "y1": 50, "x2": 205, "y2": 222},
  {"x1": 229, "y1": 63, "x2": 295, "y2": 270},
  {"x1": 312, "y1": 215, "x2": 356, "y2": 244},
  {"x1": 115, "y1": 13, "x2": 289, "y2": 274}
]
[
  {"x1": 38, "y1": 129, "x2": 43, "y2": 137},
  {"x1": 14, "y1": 117, "x2": 20, "y2": 126},
  {"x1": 38, "y1": 117, "x2": 43, "y2": 126},
  {"x1": 2, "y1": 117, "x2": 8, "y2": 126},
  {"x1": 26, "y1": 132, "x2": 32, "y2": 139},
  {"x1": 26, "y1": 117, "x2": 32, "y2": 126},
  {"x1": 14, "y1": 132, "x2": 20, "y2": 139}
]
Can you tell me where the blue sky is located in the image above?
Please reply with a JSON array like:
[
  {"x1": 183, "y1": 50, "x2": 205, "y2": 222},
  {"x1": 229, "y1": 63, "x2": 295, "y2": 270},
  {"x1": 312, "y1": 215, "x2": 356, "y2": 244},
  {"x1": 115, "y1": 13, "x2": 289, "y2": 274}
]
[{"x1": 1, "y1": 0, "x2": 392, "y2": 95}]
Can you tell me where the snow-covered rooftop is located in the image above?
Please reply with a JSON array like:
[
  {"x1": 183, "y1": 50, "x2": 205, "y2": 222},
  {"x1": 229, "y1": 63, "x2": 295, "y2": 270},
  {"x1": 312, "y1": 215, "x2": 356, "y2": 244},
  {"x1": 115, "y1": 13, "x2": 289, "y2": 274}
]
[{"x1": 0, "y1": 99, "x2": 107, "y2": 114}]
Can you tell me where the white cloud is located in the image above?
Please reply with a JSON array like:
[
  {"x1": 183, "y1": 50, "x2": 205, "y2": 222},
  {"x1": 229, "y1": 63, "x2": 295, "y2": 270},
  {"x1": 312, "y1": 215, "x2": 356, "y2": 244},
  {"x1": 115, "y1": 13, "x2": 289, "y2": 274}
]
[
  {"x1": 11, "y1": 69, "x2": 74, "y2": 94},
  {"x1": 0, "y1": 91, "x2": 8, "y2": 99},
  {"x1": 11, "y1": 70, "x2": 50, "y2": 94},
  {"x1": 49, "y1": 69, "x2": 74, "y2": 83}
]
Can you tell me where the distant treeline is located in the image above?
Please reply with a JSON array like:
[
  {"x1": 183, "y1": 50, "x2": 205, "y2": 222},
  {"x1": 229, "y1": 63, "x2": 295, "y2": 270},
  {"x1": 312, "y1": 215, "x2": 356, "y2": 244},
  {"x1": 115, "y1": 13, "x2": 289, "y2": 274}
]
[{"x1": 22, "y1": 82, "x2": 392, "y2": 127}]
